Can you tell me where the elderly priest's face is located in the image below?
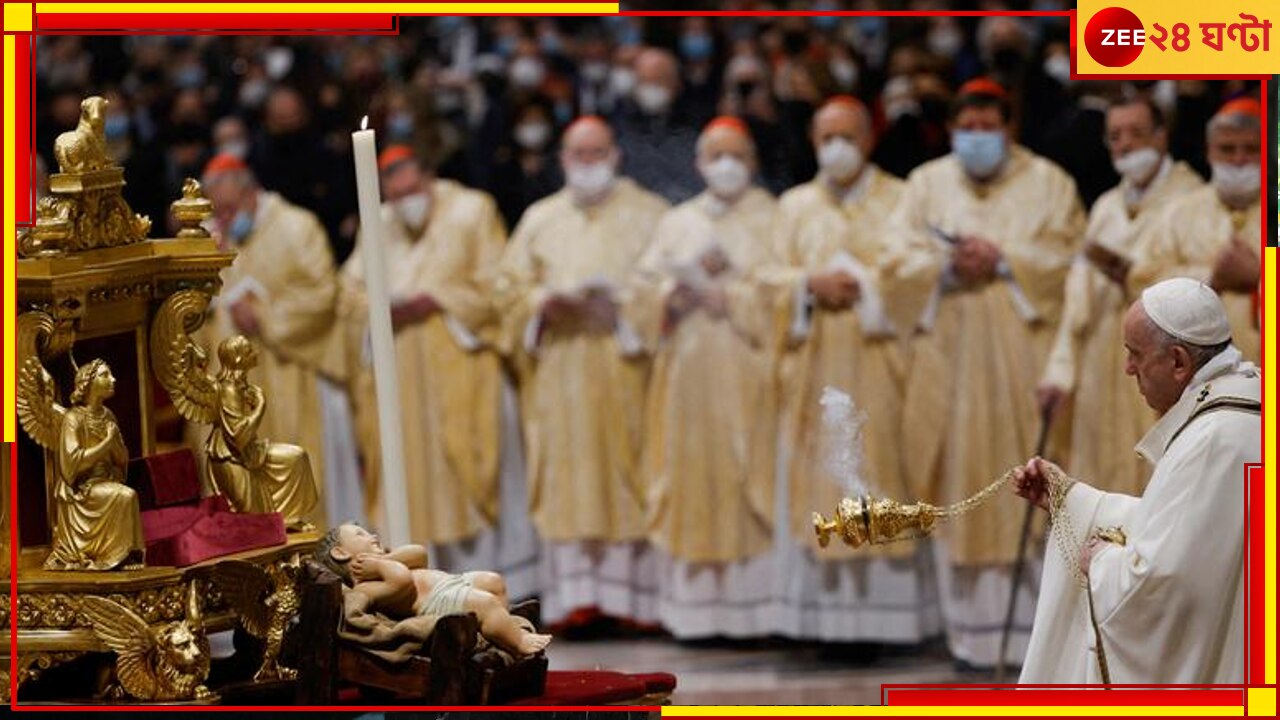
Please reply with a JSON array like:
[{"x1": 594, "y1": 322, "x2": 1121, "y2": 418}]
[{"x1": 1122, "y1": 301, "x2": 1200, "y2": 414}]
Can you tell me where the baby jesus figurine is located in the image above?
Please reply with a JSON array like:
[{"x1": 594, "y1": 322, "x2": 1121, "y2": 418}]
[{"x1": 317, "y1": 523, "x2": 552, "y2": 656}]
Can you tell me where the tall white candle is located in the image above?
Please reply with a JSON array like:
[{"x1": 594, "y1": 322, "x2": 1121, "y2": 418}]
[{"x1": 352, "y1": 117, "x2": 411, "y2": 547}]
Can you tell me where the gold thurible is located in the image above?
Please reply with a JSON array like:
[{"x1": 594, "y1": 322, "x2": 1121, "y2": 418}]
[
  {"x1": 814, "y1": 470, "x2": 1018, "y2": 549},
  {"x1": 813, "y1": 495, "x2": 940, "y2": 549}
]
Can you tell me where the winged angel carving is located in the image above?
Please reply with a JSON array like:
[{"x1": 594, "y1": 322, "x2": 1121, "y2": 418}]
[
  {"x1": 17, "y1": 312, "x2": 146, "y2": 571},
  {"x1": 212, "y1": 557, "x2": 303, "y2": 681},
  {"x1": 151, "y1": 290, "x2": 319, "y2": 529},
  {"x1": 80, "y1": 580, "x2": 213, "y2": 701}
]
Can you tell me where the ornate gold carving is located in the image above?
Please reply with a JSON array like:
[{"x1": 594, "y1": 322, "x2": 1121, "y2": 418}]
[
  {"x1": 815, "y1": 468, "x2": 1020, "y2": 549},
  {"x1": 16, "y1": 314, "x2": 66, "y2": 451},
  {"x1": 80, "y1": 580, "x2": 213, "y2": 702},
  {"x1": 54, "y1": 97, "x2": 112, "y2": 174},
  {"x1": 171, "y1": 178, "x2": 214, "y2": 238},
  {"x1": 814, "y1": 496, "x2": 938, "y2": 549},
  {"x1": 17, "y1": 353, "x2": 146, "y2": 571},
  {"x1": 20, "y1": 96, "x2": 151, "y2": 259},
  {"x1": 9, "y1": 651, "x2": 87, "y2": 701},
  {"x1": 152, "y1": 291, "x2": 320, "y2": 529},
  {"x1": 151, "y1": 289, "x2": 218, "y2": 424},
  {"x1": 213, "y1": 556, "x2": 302, "y2": 681},
  {"x1": 17, "y1": 196, "x2": 76, "y2": 257}
]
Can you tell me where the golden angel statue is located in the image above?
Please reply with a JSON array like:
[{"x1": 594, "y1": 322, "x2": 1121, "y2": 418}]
[
  {"x1": 80, "y1": 580, "x2": 214, "y2": 701},
  {"x1": 212, "y1": 557, "x2": 302, "y2": 681},
  {"x1": 151, "y1": 291, "x2": 319, "y2": 530},
  {"x1": 17, "y1": 355, "x2": 145, "y2": 570}
]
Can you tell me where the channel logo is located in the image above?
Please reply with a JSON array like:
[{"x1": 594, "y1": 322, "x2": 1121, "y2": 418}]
[{"x1": 1084, "y1": 7, "x2": 1146, "y2": 67}]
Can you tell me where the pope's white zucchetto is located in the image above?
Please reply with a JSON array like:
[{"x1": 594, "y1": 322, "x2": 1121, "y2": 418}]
[{"x1": 1140, "y1": 278, "x2": 1232, "y2": 346}]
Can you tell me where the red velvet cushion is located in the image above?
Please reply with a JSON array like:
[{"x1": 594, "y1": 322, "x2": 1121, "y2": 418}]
[
  {"x1": 630, "y1": 672, "x2": 677, "y2": 694},
  {"x1": 140, "y1": 496, "x2": 286, "y2": 567},
  {"x1": 127, "y1": 449, "x2": 203, "y2": 509},
  {"x1": 507, "y1": 671, "x2": 651, "y2": 706}
]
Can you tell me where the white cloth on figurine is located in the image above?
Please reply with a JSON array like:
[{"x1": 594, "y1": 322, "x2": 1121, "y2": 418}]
[
  {"x1": 538, "y1": 539, "x2": 659, "y2": 625},
  {"x1": 420, "y1": 571, "x2": 479, "y2": 618},
  {"x1": 430, "y1": 379, "x2": 539, "y2": 601},
  {"x1": 1021, "y1": 347, "x2": 1258, "y2": 683}
]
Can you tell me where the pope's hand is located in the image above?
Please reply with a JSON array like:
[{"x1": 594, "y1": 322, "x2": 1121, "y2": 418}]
[
  {"x1": 807, "y1": 270, "x2": 861, "y2": 310},
  {"x1": 1079, "y1": 536, "x2": 1106, "y2": 579},
  {"x1": 1012, "y1": 456, "x2": 1052, "y2": 511}
]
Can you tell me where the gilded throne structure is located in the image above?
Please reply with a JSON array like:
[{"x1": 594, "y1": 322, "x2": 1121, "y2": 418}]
[{"x1": 9, "y1": 96, "x2": 317, "y2": 704}]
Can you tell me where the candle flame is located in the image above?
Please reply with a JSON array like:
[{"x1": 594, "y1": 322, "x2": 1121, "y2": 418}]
[{"x1": 361, "y1": 115, "x2": 369, "y2": 131}]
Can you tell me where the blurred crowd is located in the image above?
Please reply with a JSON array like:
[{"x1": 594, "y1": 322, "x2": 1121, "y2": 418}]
[{"x1": 35, "y1": 11, "x2": 1256, "y2": 265}]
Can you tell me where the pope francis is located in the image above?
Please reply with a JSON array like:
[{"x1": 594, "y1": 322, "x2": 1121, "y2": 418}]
[{"x1": 1015, "y1": 278, "x2": 1258, "y2": 683}]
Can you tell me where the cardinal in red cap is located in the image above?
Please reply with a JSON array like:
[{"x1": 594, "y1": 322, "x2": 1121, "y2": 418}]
[
  {"x1": 890, "y1": 58, "x2": 1088, "y2": 671},
  {"x1": 1037, "y1": 95, "x2": 1205, "y2": 522},
  {"x1": 195, "y1": 147, "x2": 363, "y2": 535},
  {"x1": 486, "y1": 111, "x2": 669, "y2": 633},
  {"x1": 201, "y1": 153, "x2": 260, "y2": 247},
  {"x1": 340, "y1": 128, "x2": 523, "y2": 568},
  {"x1": 752, "y1": 82, "x2": 945, "y2": 645},
  {"x1": 636, "y1": 109, "x2": 786, "y2": 640},
  {"x1": 1215, "y1": 96, "x2": 1262, "y2": 119},
  {"x1": 377, "y1": 144, "x2": 417, "y2": 175},
  {"x1": 695, "y1": 115, "x2": 756, "y2": 204},
  {"x1": 1128, "y1": 92, "x2": 1262, "y2": 363}
]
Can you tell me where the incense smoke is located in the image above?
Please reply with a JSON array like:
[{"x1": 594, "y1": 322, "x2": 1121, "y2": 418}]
[{"x1": 820, "y1": 385, "x2": 870, "y2": 497}]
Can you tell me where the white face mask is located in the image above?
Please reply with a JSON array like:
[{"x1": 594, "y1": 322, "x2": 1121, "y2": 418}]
[
  {"x1": 515, "y1": 121, "x2": 552, "y2": 150},
  {"x1": 928, "y1": 28, "x2": 964, "y2": 58},
  {"x1": 509, "y1": 57, "x2": 546, "y2": 90},
  {"x1": 817, "y1": 137, "x2": 864, "y2": 182},
  {"x1": 1211, "y1": 162, "x2": 1260, "y2": 201},
  {"x1": 829, "y1": 59, "x2": 858, "y2": 90},
  {"x1": 566, "y1": 160, "x2": 616, "y2": 200},
  {"x1": 1043, "y1": 54, "x2": 1072, "y2": 85},
  {"x1": 1112, "y1": 147, "x2": 1162, "y2": 184},
  {"x1": 581, "y1": 61, "x2": 609, "y2": 83},
  {"x1": 218, "y1": 140, "x2": 250, "y2": 160},
  {"x1": 609, "y1": 66, "x2": 637, "y2": 96},
  {"x1": 634, "y1": 82, "x2": 673, "y2": 115},
  {"x1": 394, "y1": 192, "x2": 431, "y2": 229},
  {"x1": 700, "y1": 156, "x2": 751, "y2": 199}
]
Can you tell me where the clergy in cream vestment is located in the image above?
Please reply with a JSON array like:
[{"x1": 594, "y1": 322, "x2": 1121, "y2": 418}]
[
  {"x1": 200, "y1": 154, "x2": 362, "y2": 529},
  {"x1": 343, "y1": 145, "x2": 537, "y2": 599},
  {"x1": 635, "y1": 117, "x2": 781, "y2": 638},
  {"x1": 490, "y1": 117, "x2": 669, "y2": 626},
  {"x1": 893, "y1": 79, "x2": 1086, "y2": 666},
  {"x1": 1039, "y1": 98, "x2": 1203, "y2": 498},
  {"x1": 1019, "y1": 279, "x2": 1255, "y2": 684},
  {"x1": 771, "y1": 97, "x2": 942, "y2": 643},
  {"x1": 1131, "y1": 98, "x2": 1263, "y2": 364}
]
